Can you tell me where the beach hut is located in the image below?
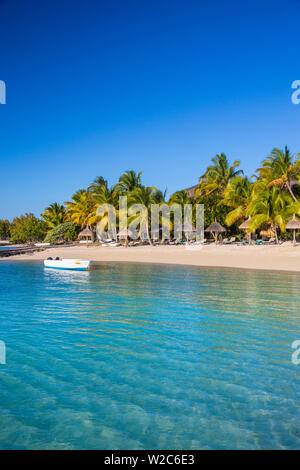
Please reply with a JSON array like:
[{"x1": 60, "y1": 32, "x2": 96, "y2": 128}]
[
  {"x1": 78, "y1": 227, "x2": 95, "y2": 244},
  {"x1": 205, "y1": 219, "x2": 226, "y2": 245},
  {"x1": 239, "y1": 216, "x2": 252, "y2": 245},
  {"x1": 286, "y1": 214, "x2": 300, "y2": 247},
  {"x1": 117, "y1": 228, "x2": 134, "y2": 247}
]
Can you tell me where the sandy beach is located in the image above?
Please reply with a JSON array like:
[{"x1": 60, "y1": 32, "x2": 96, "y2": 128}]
[{"x1": 4, "y1": 243, "x2": 300, "y2": 273}]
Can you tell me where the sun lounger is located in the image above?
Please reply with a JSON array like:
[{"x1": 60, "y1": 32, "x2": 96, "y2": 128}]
[{"x1": 223, "y1": 237, "x2": 236, "y2": 244}]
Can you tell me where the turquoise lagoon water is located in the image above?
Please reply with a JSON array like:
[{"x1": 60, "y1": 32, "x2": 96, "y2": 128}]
[
  {"x1": 0, "y1": 246, "x2": 20, "y2": 250},
  {"x1": 0, "y1": 261, "x2": 300, "y2": 450}
]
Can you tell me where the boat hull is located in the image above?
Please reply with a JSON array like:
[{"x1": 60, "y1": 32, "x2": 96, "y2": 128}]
[{"x1": 44, "y1": 259, "x2": 91, "y2": 271}]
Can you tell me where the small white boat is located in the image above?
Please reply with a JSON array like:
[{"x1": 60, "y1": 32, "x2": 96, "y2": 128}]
[{"x1": 44, "y1": 258, "x2": 91, "y2": 271}]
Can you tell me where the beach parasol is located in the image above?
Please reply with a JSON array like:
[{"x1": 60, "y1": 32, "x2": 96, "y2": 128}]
[
  {"x1": 239, "y1": 216, "x2": 252, "y2": 245},
  {"x1": 205, "y1": 219, "x2": 226, "y2": 245},
  {"x1": 286, "y1": 214, "x2": 300, "y2": 247}
]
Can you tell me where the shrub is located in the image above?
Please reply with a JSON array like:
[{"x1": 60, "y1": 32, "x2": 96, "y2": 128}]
[
  {"x1": 10, "y1": 213, "x2": 47, "y2": 244},
  {"x1": 44, "y1": 222, "x2": 77, "y2": 244}
]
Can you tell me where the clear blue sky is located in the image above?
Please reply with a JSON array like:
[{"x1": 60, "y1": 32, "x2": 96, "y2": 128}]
[{"x1": 0, "y1": 0, "x2": 300, "y2": 220}]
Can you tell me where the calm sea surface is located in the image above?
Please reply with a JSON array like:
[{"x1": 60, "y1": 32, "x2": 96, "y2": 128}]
[
  {"x1": 0, "y1": 261, "x2": 300, "y2": 450},
  {"x1": 0, "y1": 246, "x2": 20, "y2": 251}
]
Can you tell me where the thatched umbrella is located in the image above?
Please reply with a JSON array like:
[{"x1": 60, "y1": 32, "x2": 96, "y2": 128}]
[
  {"x1": 78, "y1": 226, "x2": 95, "y2": 244},
  {"x1": 239, "y1": 216, "x2": 252, "y2": 245},
  {"x1": 205, "y1": 219, "x2": 226, "y2": 244},
  {"x1": 286, "y1": 214, "x2": 300, "y2": 247},
  {"x1": 117, "y1": 228, "x2": 134, "y2": 247}
]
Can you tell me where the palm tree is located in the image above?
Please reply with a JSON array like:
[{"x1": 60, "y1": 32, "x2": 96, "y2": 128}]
[
  {"x1": 65, "y1": 190, "x2": 97, "y2": 228},
  {"x1": 168, "y1": 190, "x2": 194, "y2": 239},
  {"x1": 41, "y1": 203, "x2": 66, "y2": 230},
  {"x1": 169, "y1": 190, "x2": 191, "y2": 207},
  {"x1": 128, "y1": 186, "x2": 158, "y2": 245},
  {"x1": 247, "y1": 181, "x2": 291, "y2": 244},
  {"x1": 115, "y1": 170, "x2": 143, "y2": 194},
  {"x1": 152, "y1": 188, "x2": 168, "y2": 204},
  {"x1": 88, "y1": 176, "x2": 108, "y2": 197},
  {"x1": 94, "y1": 183, "x2": 119, "y2": 237},
  {"x1": 221, "y1": 176, "x2": 253, "y2": 226},
  {"x1": 258, "y1": 146, "x2": 300, "y2": 202},
  {"x1": 196, "y1": 153, "x2": 243, "y2": 198}
]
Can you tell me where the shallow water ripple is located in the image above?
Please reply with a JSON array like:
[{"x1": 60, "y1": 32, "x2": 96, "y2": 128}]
[{"x1": 0, "y1": 261, "x2": 300, "y2": 449}]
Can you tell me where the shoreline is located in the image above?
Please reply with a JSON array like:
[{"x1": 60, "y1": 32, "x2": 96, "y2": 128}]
[{"x1": 2, "y1": 243, "x2": 300, "y2": 273}]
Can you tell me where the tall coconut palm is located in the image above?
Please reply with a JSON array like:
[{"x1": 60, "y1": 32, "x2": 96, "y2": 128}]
[
  {"x1": 41, "y1": 203, "x2": 66, "y2": 230},
  {"x1": 168, "y1": 190, "x2": 194, "y2": 237},
  {"x1": 94, "y1": 183, "x2": 119, "y2": 237},
  {"x1": 196, "y1": 153, "x2": 243, "y2": 198},
  {"x1": 65, "y1": 190, "x2": 97, "y2": 228},
  {"x1": 88, "y1": 176, "x2": 108, "y2": 197},
  {"x1": 247, "y1": 181, "x2": 291, "y2": 244},
  {"x1": 92, "y1": 183, "x2": 118, "y2": 206},
  {"x1": 153, "y1": 188, "x2": 168, "y2": 204},
  {"x1": 258, "y1": 146, "x2": 300, "y2": 202},
  {"x1": 221, "y1": 176, "x2": 253, "y2": 226},
  {"x1": 143, "y1": 188, "x2": 172, "y2": 239},
  {"x1": 145, "y1": 188, "x2": 174, "y2": 241},
  {"x1": 115, "y1": 170, "x2": 143, "y2": 194},
  {"x1": 169, "y1": 189, "x2": 192, "y2": 207},
  {"x1": 128, "y1": 186, "x2": 158, "y2": 245}
]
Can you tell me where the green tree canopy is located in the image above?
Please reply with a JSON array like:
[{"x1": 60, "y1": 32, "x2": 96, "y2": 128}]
[
  {"x1": 44, "y1": 222, "x2": 77, "y2": 244},
  {"x1": 196, "y1": 153, "x2": 243, "y2": 197},
  {"x1": 257, "y1": 146, "x2": 300, "y2": 202},
  {"x1": 10, "y1": 214, "x2": 47, "y2": 244},
  {"x1": 41, "y1": 203, "x2": 66, "y2": 230},
  {"x1": 221, "y1": 176, "x2": 253, "y2": 226},
  {"x1": 0, "y1": 219, "x2": 11, "y2": 240},
  {"x1": 247, "y1": 181, "x2": 292, "y2": 244},
  {"x1": 128, "y1": 186, "x2": 159, "y2": 244},
  {"x1": 115, "y1": 170, "x2": 143, "y2": 194},
  {"x1": 88, "y1": 176, "x2": 108, "y2": 194},
  {"x1": 65, "y1": 190, "x2": 97, "y2": 227}
]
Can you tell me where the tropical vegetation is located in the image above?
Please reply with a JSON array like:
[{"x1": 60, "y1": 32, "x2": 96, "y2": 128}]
[
  {"x1": 41, "y1": 203, "x2": 67, "y2": 231},
  {"x1": 9, "y1": 214, "x2": 47, "y2": 244},
  {"x1": 3, "y1": 147, "x2": 300, "y2": 244},
  {"x1": 44, "y1": 222, "x2": 77, "y2": 244},
  {"x1": 0, "y1": 219, "x2": 10, "y2": 240}
]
